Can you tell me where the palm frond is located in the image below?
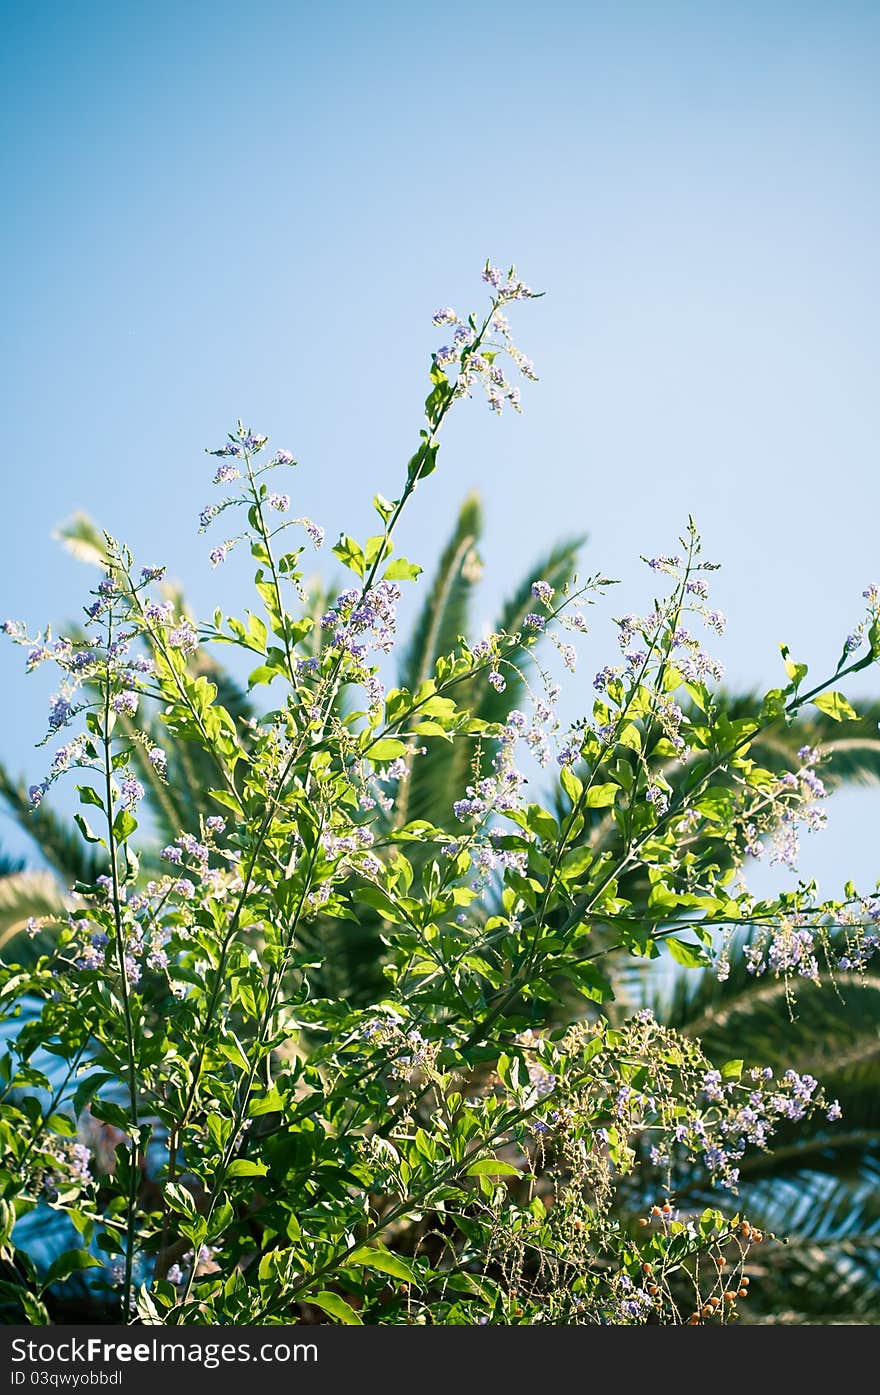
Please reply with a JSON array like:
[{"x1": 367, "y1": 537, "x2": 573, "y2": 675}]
[
  {"x1": 397, "y1": 492, "x2": 484, "y2": 695},
  {"x1": 54, "y1": 512, "x2": 111, "y2": 568},
  {"x1": 0, "y1": 763, "x2": 104, "y2": 885},
  {"x1": 0, "y1": 848, "x2": 25, "y2": 877},
  {"x1": 0, "y1": 870, "x2": 72, "y2": 963},
  {"x1": 716, "y1": 691, "x2": 880, "y2": 790}
]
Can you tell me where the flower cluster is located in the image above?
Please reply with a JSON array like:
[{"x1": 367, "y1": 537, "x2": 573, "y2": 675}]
[
  {"x1": 322, "y1": 580, "x2": 402, "y2": 669},
  {"x1": 431, "y1": 262, "x2": 539, "y2": 414}
]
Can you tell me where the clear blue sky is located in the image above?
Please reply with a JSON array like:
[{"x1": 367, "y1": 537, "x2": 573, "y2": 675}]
[{"x1": 1, "y1": 0, "x2": 878, "y2": 894}]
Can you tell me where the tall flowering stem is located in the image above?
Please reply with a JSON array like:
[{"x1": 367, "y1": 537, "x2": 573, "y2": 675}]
[{"x1": 99, "y1": 592, "x2": 142, "y2": 1324}]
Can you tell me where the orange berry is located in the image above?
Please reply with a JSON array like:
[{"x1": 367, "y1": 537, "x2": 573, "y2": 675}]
[{"x1": 638, "y1": 1217, "x2": 649, "y2": 1227}]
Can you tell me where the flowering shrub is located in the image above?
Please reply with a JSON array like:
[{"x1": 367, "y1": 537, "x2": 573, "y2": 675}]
[{"x1": 1, "y1": 263, "x2": 879, "y2": 1327}]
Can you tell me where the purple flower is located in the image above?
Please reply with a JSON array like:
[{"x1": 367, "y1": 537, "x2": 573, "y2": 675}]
[
  {"x1": 121, "y1": 778, "x2": 144, "y2": 809},
  {"x1": 167, "y1": 622, "x2": 199, "y2": 655},
  {"x1": 523, "y1": 612, "x2": 545, "y2": 632},
  {"x1": 145, "y1": 600, "x2": 173, "y2": 626},
  {"x1": 48, "y1": 694, "x2": 74, "y2": 731},
  {"x1": 432, "y1": 307, "x2": 458, "y2": 325},
  {"x1": 213, "y1": 463, "x2": 240, "y2": 484},
  {"x1": 488, "y1": 670, "x2": 506, "y2": 692},
  {"x1": 501, "y1": 275, "x2": 534, "y2": 300},
  {"x1": 273, "y1": 449, "x2": 294, "y2": 465},
  {"x1": 29, "y1": 784, "x2": 45, "y2": 807},
  {"x1": 593, "y1": 665, "x2": 618, "y2": 693},
  {"x1": 210, "y1": 546, "x2": 227, "y2": 567},
  {"x1": 702, "y1": 1069, "x2": 725, "y2": 1103},
  {"x1": 148, "y1": 747, "x2": 167, "y2": 774},
  {"x1": 112, "y1": 691, "x2": 138, "y2": 717},
  {"x1": 267, "y1": 493, "x2": 289, "y2": 512},
  {"x1": 69, "y1": 1143, "x2": 93, "y2": 1185},
  {"x1": 26, "y1": 645, "x2": 50, "y2": 670}
]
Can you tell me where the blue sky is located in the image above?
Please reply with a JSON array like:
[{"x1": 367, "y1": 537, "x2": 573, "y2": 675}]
[{"x1": 1, "y1": 0, "x2": 878, "y2": 892}]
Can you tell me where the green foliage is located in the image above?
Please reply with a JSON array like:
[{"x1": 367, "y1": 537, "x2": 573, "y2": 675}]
[{"x1": 1, "y1": 269, "x2": 878, "y2": 1329}]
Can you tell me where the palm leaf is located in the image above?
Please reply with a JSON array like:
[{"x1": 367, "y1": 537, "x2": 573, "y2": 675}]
[
  {"x1": 0, "y1": 870, "x2": 72, "y2": 964},
  {"x1": 397, "y1": 492, "x2": 484, "y2": 695},
  {"x1": 0, "y1": 763, "x2": 104, "y2": 885}
]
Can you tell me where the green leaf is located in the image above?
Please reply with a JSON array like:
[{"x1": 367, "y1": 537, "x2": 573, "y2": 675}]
[
  {"x1": 368, "y1": 739, "x2": 408, "y2": 761},
  {"x1": 665, "y1": 938, "x2": 711, "y2": 968},
  {"x1": 73, "y1": 814, "x2": 104, "y2": 846},
  {"x1": 812, "y1": 691, "x2": 858, "y2": 722},
  {"x1": 332, "y1": 535, "x2": 366, "y2": 578},
  {"x1": 466, "y1": 1158, "x2": 521, "y2": 1177},
  {"x1": 226, "y1": 1159, "x2": 268, "y2": 1178},
  {"x1": 373, "y1": 493, "x2": 395, "y2": 523},
  {"x1": 721, "y1": 1059, "x2": 744, "y2": 1079},
  {"x1": 307, "y1": 1290, "x2": 363, "y2": 1324},
  {"x1": 585, "y1": 783, "x2": 618, "y2": 808},
  {"x1": 383, "y1": 558, "x2": 423, "y2": 582},
  {"x1": 77, "y1": 786, "x2": 105, "y2": 810},
  {"x1": 560, "y1": 766, "x2": 583, "y2": 804},
  {"x1": 164, "y1": 1183, "x2": 197, "y2": 1217},
  {"x1": 248, "y1": 663, "x2": 282, "y2": 689},
  {"x1": 43, "y1": 1249, "x2": 102, "y2": 1289},
  {"x1": 113, "y1": 809, "x2": 137, "y2": 842},
  {"x1": 348, "y1": 1246, "x2": 419, "y2": 1282},
  {"x1": 248, "y1": 1087, "x2": 284, "y2": 1117}
]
